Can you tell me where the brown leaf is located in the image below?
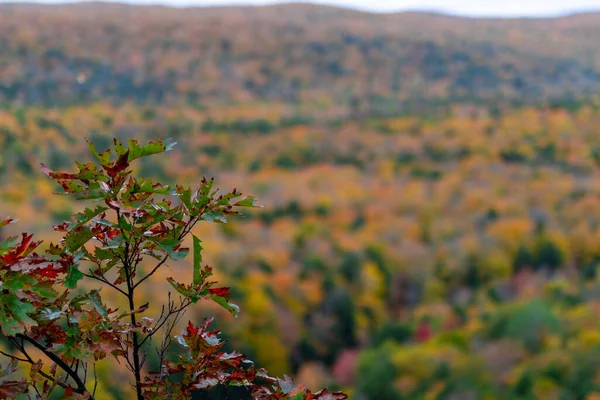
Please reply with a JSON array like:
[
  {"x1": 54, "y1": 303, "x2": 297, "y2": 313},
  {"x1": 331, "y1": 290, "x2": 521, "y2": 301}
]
[{"x1": 0, "y1": 380, "x2": 28, "y2": 399}]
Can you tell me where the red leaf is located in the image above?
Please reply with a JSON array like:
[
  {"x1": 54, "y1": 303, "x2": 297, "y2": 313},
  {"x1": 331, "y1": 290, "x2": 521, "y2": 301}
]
[
  {"x1": 103, "y1": 151, "x2": 130, "y2": 178},
  {"x1": 107, "y1": 229, "x2": 120, "y2": 240},
  {"x1": 40, "y1": 163, "x2": 80, "y2": 180},
  {"x1": 1, "y1": 233, "x2": 41, "y2": 266},
  {"x1": 186, "y1": 321, "x2": 199, "y2": 336},
  {"x1": 53, "y1": 222, "x2": 70, "y2": 232},
  {"x1": 64, "y1": 385, "x2": 73, "y2": 397},
  {"x1": 36, "y1": 266, "x2": 62, "y2": 278},
  {"x1": 207, "y1": 287, "x2": 231, "y2": 297},
  {"x1": 135, "y1": 302, "x2": 150, "y2": 314}
]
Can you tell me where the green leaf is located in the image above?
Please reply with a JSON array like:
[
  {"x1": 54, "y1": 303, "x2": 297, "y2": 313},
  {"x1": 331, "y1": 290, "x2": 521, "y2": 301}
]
[
  {"x1": 87, "y1": 139, "x2": 111, "y2": 165},
  {"x1": 93, "y1": 219, "x2": 119, "y2": 229},
  {"x1": 53, "y1": 339, "x2": 92, "y2": 361},
  {"x1": 178, "y1": 186, "x2": 193, "y2": 210},
  {"x1": 210, "y1": 295, "x2": 240, "y2": 318},
  {"x1": 114, "y1": 138, "x2": 128, "y2": 156},
  {"x1": 2, "y1": 273, "x2": 35, "y2": 292},
  {"x1": 192, "y1": 235, "x2": 203, "y2": 286},
  {"x1": 69, "y1": 206, "x2": 108, "y2": 232},
  {"x1": 56, "y1": 180, "x2": 85, "y2": 195},
  {"x1": 118, "y1": 215, "x2": 132, "y2": 233},
  {"x1": 0, "y1": 312, "x2": 21, "y2": 336},
  {"x1": 94, "y1": 246, "x2": 114, "y2": 261},
  {"x1": 157, "y1": 238, "x2": 189, "y2": 261},
  {"x1": 167, "y1": 278, "x2": 191, "y2": 298},
  {"x1": 31, "y1": 282, "x2": 57, "y2": 299},
  {"x1": 203, "y1": 212, "x2": 227, "y2": 223},
  {"x1": 0, "y1": 236, "x2": 18, "y2": 252},
  {"x1": 127, "y1": 139, "x2": 167, "y2": 162},
  {"x1": 74, "y1": 162, "x2": 107, "y2": 181},
  {"x1": 199, "y1": 178, "x2": 215, "y2": 196},
  {"x1": 103, "y1": 232, "x2": 125, "y2": 249},
  {"x1": 87, "y1": 290, "x2": 108, "y2": 318},
  {"x1": 65, "y1": 226, "x2": 94, "y2": 252},
  {"x1": 65, "y1": 264, "x2": 84, "y2": 289},
  {"x1": 234, "y1": 196, "x2": 261, "y2": 207},
  {"x1": 2, "y1": 274, "x2": 58, "y2": 301},
  {"x1": 134, "y1": 178, "x2": 171, "y2": 195},
  {"x1": 0, "y1": 293, "x2": 38, "y2": 335}
]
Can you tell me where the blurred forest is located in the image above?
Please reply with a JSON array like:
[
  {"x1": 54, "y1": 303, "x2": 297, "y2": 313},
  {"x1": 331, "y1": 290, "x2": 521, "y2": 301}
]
[{"x1": 3, "y1": 3, "x2": 600, "y2": 399}]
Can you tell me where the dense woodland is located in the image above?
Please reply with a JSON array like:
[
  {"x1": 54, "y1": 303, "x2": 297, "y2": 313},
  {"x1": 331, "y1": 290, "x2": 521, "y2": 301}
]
[{"x1": 3, "y1": 3, "x2": 600, "y2": 399}]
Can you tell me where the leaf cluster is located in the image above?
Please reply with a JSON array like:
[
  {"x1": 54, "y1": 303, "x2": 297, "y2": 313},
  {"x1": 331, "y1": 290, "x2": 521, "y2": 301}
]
[{"x1": 0, "y1": 139, "x2": 346, "y2": 400}]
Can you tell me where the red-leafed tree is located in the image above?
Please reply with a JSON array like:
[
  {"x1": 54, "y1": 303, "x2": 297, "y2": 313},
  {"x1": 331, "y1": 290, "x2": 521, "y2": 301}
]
[{"x1": 0, "y1": 139, "x2": 346, "y2": 400}]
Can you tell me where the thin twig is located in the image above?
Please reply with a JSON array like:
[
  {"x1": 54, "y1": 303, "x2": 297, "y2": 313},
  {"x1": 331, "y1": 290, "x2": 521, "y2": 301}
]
[
  {"x1": 139, "y1": 296, "x2": 191, "y2": 347},
  {"x1": 82, "y1": 361, "x2": 88, "y2": 384},
  {"x1": 0, "y1": 349, "x2": 27, "y2": 362},
  {"x1": 83, "y1": 271, "x2": 128, "y2": 296},
  {"x1": 133, "y1": 255, "x2": 169, "y2": 289},
  {"x1": 31, "y1": 381, "x2": 42, "y2": 397},
  {"x1": 92, "y1": 362, "x2": 99, "y2": 398}
]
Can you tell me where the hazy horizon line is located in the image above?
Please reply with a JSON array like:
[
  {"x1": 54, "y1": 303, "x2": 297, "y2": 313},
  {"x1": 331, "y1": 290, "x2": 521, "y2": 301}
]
[{"x1": 1, "y1": 0, "x2": 600, "y2": 18}]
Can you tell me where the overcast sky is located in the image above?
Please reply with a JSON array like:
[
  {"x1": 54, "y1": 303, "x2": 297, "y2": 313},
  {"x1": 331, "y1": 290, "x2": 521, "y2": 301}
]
[{"x1": 3, "y1": 0, "x2": 600, "y2": 16}]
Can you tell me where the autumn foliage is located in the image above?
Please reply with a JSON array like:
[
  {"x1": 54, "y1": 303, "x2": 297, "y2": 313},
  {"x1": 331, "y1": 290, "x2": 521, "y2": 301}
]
[
  {"x1": 0, "y1": 138, "x2": 346, "y2": 400},
  {"x1": 5, "y1": 3, "x2": 600, "y2": 398}
]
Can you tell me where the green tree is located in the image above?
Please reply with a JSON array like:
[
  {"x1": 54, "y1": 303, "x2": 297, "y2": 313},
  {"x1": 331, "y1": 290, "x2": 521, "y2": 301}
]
[
  {"x1": 535, "y1": 238, "x2": 564, "y2": 272},
  {"x1": 513, "y1": 245, "x2": 535, "y2": 273},
  {"x1": 356, "y1": 344, "x2": 400, "y2": 400}
]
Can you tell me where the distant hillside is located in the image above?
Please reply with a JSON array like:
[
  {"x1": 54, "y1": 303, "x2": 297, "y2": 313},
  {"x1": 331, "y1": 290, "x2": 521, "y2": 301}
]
[{"x1": 1, "y1": 3, "x2": 600, "y2": 111}]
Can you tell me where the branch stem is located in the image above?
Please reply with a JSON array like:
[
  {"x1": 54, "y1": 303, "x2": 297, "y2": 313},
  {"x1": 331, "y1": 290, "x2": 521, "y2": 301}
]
[{"x1": 15, "y1": 334, "x2": 91, "y2": 397}]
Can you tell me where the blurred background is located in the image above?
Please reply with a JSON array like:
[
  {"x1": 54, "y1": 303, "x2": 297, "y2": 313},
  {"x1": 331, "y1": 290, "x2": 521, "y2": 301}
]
[{"x1": 2, "y1": 0, "x2": 600, "y2": 398}]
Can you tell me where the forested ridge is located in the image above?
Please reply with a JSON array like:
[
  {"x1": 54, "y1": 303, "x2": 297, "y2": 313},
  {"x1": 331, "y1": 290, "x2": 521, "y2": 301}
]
[{"x1": 2, "y1": 3, "x2": 600, "y2": 109}]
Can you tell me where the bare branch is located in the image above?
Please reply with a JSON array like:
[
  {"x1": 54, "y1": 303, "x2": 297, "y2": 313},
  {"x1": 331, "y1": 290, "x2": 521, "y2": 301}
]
[
  {"x1": 83, "y1": 271, "x2": 128, "y2": 297},
  {"x1": 133, "y1": 255, "x2": 169, "y2": 289},
  {"x1": 92, "y1": 362, "x2": 99, "y2": 398},
  {"x1": 139, "y1": 294, "x2": 191, "y2": 347}
]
